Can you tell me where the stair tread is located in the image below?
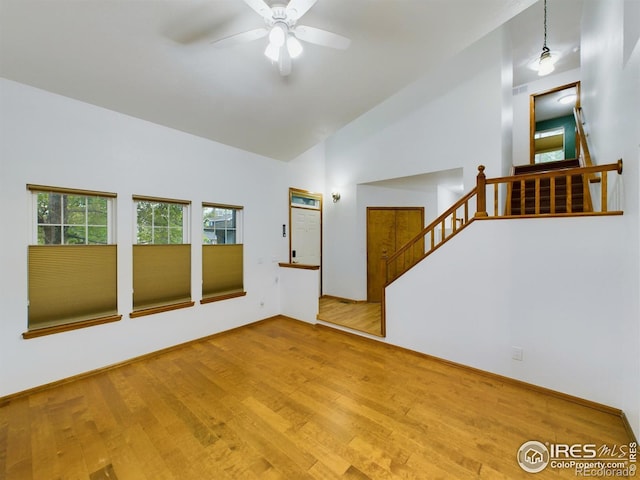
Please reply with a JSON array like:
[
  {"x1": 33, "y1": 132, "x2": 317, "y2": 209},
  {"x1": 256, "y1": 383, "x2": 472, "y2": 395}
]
[
  {"x1": 512, "y1": 158, "x2": 581, "y2": 175},
  {"x1": 507, "y1": 164, "x2": 588, "y2": 215}
]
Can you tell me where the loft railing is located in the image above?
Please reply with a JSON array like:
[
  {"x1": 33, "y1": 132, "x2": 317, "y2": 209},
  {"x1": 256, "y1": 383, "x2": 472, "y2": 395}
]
[{"x1": 384, "y1": 160, "x2": 623, "y2": 285}]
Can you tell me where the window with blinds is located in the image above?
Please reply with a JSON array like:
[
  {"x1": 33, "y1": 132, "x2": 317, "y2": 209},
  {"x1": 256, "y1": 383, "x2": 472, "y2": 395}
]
[
  {"x1": 131, "y1": 196, "x2": 194, "y2": 317},
  {"x1": 25, "y1": 185, "x2": 121, "y2": 338},
  {"x1": 201, "y1": 203, "x2": 245, "y2": 303}
]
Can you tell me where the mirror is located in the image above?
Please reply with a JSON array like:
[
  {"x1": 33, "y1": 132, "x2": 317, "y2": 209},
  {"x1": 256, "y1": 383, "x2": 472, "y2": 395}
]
[{"x1": 530, "y1": 81, "x2": 580, "y2": 164}]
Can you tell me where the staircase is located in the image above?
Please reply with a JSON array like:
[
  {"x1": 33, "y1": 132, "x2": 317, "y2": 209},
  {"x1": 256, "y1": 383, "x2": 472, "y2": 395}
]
[
  {"x1": 507, "y1": 158, "x2": 589, "y2": 215},
  {"x1": 383, "y1": 160, "x2": 622, "y2": 287},
  {"x1": 383, "y1": 108, "x2": 621, "y2": 289}
]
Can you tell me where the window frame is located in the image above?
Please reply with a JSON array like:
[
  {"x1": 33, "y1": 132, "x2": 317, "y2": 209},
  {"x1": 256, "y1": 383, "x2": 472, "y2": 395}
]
[
  {"x1": 201, "y1": 203, "x2": 246, "y2": 304},
  {"x1": 133, "y1": 195, "x2": 190, "y2": 245},
  {"x1": 25, "y1": 185, "x2": 121, "y2": 339},
  {"x1": 131, "y1": 195, "x2": 194, "y2": 317},
  {"x1": 202, "y1": 203, "x2": 243, "y2": 245},
  {"x1": 534, "y1": 126, "x2": 565, "y2": 159},
  {"x1": 30, "y1": 184, "x2": 116, "y2": 245}
]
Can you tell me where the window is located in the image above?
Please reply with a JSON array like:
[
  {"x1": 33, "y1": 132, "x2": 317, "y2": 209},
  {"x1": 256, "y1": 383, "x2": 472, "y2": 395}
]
[
  {"x1": 26, "y1": 185, "x2": 120, "y2": 338},
  {"x1": 534, "y1": 127, "x2": 565, "y2": 163},
  {"x1": 201, "y1": 204, "x2": 245, "y2": 303},
  {"x1": 132, "y1": 196, "x2": 193, "y2": 317},
  {"x1": 203, "y1": 205, "x2": 239, "y2": 244},
  {"x1": 135, "y1": 200, "x2": 186, "y2": 245}
]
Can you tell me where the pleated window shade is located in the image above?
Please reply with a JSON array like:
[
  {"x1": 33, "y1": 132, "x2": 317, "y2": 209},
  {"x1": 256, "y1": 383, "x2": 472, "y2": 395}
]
[
  {"x1": 534, "y1": 134, "x2": 564, "y2": 154},
  {"x1": 202, "y1": 244, "x2": 244, "y2": 299},
  {"x1": 133, "y1": 244, "x2": 192, "y2": 310},
  {"x1": 28, "y1": 245, "x2": 118, "y2": 330}
]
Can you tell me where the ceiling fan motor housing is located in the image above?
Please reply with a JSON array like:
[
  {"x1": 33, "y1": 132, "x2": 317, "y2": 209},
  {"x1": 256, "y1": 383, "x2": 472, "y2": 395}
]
[{"x1": 267, "y1": 4, "x2": 296, "y2": 28}]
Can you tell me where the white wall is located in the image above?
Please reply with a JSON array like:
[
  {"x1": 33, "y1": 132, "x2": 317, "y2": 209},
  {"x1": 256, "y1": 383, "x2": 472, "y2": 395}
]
[
  {"x1": 279, "y1": 266, "x2": 320, "y2": 323},
  {"x1": 381, "y1": 0, "x2": 640, "y2": 437},
  {"x1": 580, "y1": 0, "x2": 640, "y2": 435},
  {"x1": 0, "y1": 79, "x2": 290, "y2": 396},
  {"x1": 386, "y1": 216, "x2": 637, "y2": 422},
  {"x1": 323, "y1": 30, "x2": 506, "y2": 300},
  {"x1": 285, "y1": 141, "x2": 326, "y2": 195}
]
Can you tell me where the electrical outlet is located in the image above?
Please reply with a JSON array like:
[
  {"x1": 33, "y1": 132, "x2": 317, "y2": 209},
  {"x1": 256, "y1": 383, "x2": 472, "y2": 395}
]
[{"x1": 512, "y1": 346, "x2": 524, "y2": 361}]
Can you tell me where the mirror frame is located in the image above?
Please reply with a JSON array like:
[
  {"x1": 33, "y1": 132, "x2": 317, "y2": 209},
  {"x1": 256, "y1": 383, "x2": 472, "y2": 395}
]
[{"x1": 529, "y1": 81, "x2": 581, "y2": 164}]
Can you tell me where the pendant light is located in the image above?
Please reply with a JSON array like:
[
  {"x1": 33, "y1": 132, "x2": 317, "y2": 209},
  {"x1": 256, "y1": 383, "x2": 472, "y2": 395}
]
[{"x1": 538, "y1": 0, "x2": 555, "y2": 76}]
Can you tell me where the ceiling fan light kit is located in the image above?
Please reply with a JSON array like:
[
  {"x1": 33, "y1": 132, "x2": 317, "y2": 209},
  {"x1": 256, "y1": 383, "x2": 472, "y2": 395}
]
[
  {"x1": 268, "y1": 22, "x2": 287, "y2": 47},
  {"x1": 211, "y1": 0, "x2": 351, "y2": 76},
  {"x1": 287, "y1": 35, "x2": 303, "y2": 58}
]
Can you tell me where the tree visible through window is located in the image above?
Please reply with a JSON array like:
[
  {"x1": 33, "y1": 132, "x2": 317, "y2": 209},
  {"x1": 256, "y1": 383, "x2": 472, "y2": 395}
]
[
  {"x1": 36, "y1": 192, "x2": 109, "y2": 245},
  {"x1": 136, "y1": 200, "x2": 185, "y2": 244}
]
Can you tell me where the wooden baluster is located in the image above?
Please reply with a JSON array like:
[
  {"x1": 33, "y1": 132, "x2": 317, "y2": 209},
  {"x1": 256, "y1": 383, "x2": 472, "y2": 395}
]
[
  {"x1": 464, "y1": 199, "x2": 469, "y2": 222},
  {"x1": 601, "y1": 170, "x2": 608, "y2": 212},
  {"x1": 520, "y1": 179, "x2": 525, "y2": 215},
  {"x1": 441, "y1": 219, "x2": 446, "y2": 242},
  {"x1": 430, "y1": 227, "x2": 435, "y2": 250},
  {"x1": 493, "y1": 183, "x2": 499, "y2": 217},
  {"x1": 475, "y1": 165, "x2": 488, "y2": 217},
  {"x1": 505, "y1": 181, "x2": 512, "y2": 215},
  {"x1": 535, "y1": 177, "x2": 540, "y2": 215},
  {"x1": 566, "y1": 175, "x2": 572, "y2": 213},
  {"x1": 452, "y1": 210, "x2": 457, "y2": 233},
  {"x1": 550, "y1": 176, "x2": 556, "y2": 213},
  {"x1": 583, "y1": 173, "x2": 592, "y2": 212}
]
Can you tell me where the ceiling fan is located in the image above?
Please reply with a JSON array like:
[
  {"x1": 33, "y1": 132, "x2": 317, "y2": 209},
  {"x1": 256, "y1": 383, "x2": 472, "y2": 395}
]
[{"x1": 211, "y1": 0, "x2": 351, "y2": 76}]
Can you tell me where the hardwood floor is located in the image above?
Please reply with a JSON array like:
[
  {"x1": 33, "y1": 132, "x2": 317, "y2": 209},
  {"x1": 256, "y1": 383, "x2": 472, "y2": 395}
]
[
  {"x1": 0, "y1": 316, "x2": 633, "y2": 479},
  {"x1": 317, "y1": 297, "x2": 382, "y2": 336}
]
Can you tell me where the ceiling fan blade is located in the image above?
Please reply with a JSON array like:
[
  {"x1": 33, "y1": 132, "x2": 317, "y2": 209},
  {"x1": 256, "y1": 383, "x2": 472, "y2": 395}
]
[
  {"x1": 242, "y1": 0, "x2": 271, "y2": 18},
  {"x1": 278, "y1": 47, "x2": 292, "y2": 76},
  {"x1": 294, "y1": 25, "x2": 351, "y2": 50},
  {"x1": 210, "y1": 28, "x2": 268, "y2": 48},
  {"x1": 285, "y1": 0, "x2": 318, "y2": 21}
]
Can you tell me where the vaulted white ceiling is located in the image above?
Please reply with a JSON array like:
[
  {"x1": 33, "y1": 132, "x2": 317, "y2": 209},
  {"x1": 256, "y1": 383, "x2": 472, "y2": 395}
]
[{"x1": 0, "y1": 0, "x2": 581, "y2": 161}]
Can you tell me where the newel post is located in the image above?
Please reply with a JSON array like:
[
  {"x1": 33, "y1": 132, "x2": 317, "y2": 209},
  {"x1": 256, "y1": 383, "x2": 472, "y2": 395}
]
[{"x1": 475, "y1": 165, "x2": 488, "y2": 217}]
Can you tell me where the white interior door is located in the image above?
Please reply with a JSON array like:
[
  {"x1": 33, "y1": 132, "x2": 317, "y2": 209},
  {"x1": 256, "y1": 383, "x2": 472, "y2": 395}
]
[{"x1": 291, "y1": 207, "x2": 321, "y2": 265}]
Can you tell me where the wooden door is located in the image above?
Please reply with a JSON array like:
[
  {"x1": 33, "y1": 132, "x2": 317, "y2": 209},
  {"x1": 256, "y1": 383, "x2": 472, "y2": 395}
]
[{"x1": 367, "y1": 207, "x2": 424, "y2": 302}]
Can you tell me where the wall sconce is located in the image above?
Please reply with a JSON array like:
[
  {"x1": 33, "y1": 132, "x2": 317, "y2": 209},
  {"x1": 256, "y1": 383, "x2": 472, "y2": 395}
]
[{"x1": 331, "y1": 191, "x2": 341, "y2": 203}]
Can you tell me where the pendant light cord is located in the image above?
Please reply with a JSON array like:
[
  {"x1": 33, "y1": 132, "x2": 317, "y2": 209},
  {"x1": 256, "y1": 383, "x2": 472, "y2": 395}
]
[{"x1": 543, "y1": 0, "x2": 548, "y2": 50}]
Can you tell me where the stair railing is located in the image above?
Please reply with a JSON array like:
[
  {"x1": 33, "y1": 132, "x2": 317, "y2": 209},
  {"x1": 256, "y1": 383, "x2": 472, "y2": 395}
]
[
  {"x1": 384, "y1": 160, "x2": 623, "y2": 286},
  {"x1": 574, "y1": 107, "x2": 596, "y2": 172},
  {"x1": 481, "y1": 160, "x2": 623, "y2": 217},
  {"x1": 385, "y1": 188, "x2": 476, "y2": 284}
]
